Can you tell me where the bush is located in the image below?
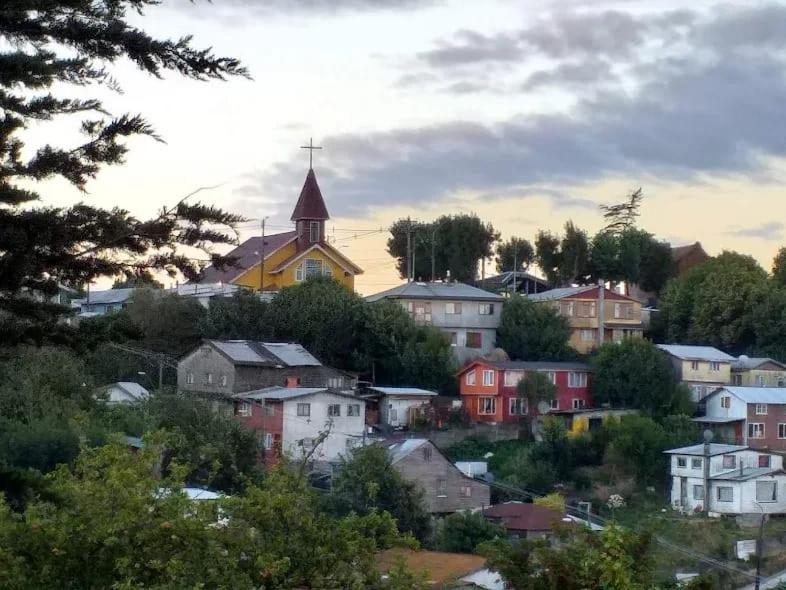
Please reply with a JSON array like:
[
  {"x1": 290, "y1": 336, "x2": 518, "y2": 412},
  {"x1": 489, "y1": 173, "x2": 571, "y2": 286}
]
[{"x1": 433, "y1": 511, "x2": 506, "y2": 553}]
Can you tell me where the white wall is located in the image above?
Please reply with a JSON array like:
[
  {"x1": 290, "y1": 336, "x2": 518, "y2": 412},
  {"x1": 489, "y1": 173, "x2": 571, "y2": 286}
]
[
  {"x1": 381, "y1": 397, "x2": 429, "y2": 427},
  {"x1": 704, "y1": 391, "x2": 747, "y2": 421},
  {"x1": 282, "y1": 393, "x2": 366, "y2": 462}
]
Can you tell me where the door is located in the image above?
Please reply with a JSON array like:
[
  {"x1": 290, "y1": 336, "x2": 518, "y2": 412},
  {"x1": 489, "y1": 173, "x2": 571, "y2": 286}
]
[{"x1": 680, "y1": 477, "x2": 687, "y2": 508}]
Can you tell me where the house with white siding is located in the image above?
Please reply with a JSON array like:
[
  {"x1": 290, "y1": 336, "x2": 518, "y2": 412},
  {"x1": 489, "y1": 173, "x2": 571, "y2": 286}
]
[
  {"x1": 665, "y1": 443, "x2": 786, "y2": 515},
  {"x1": 365, "y1": 386, "x2": 437, "y2": 428}
]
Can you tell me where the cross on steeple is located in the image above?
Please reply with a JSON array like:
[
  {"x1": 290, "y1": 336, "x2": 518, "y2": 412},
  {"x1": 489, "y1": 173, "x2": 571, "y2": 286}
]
[{"x1": 300, "y1": 137, "x2": 322, "y2": 169}]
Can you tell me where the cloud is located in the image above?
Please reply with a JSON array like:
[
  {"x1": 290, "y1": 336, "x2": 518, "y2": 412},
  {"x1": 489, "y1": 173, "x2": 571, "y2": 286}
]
[
  {"x1": 238, "y1": 4, "x2": 786, "y2": 218},
  {"x1": 726, "y1": 222, "x2": 785, "y2": 240},
  {"x1": 521, "y1": 59, "x2": 616, "y2": 91}
]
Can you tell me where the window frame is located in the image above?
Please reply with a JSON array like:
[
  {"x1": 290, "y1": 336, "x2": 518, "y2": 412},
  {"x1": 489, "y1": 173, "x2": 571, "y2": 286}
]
[
  {"x1": 692, "y1": 458, "x2": 703, "y2": 470},
  {"x1": 328, "y1": 404, "x2": 341, "y2": 417},
  {"x1": 748, "y1": 423, "x2": 765, "y2": 439},
  {"x1": 264, "y1": 433, "x2": 273, "y2": 450},
  {"x1": 580, "y1": 328, "x2": 595, "y2": 342},
  {"x1": 693, "y1": 485, "x2": 704, "y2": 500},
  {"x1": 466, "y1": 331, "x2": 482, "y2": 349},
  {"x1": 779, "y1": 423, "x2": 786, "y2": 439},
  {"x1": 478, "y1": 396, "x2": 497, "y2": 415},
  {"x1": 236, "y1": 401, "x2": 252, "y2": 417},
  {"x1": 309, "y1": 221, "x2": 320, "y2": 243},
  {"x1": 504, "y1": 371, "x2": 523, "y2": 387},
  {"x1": 721, "y1": 396, "x2": 731, "y2": 409},
  {"x1": 478, "y1": 303, "x2": 495, "y2": 315},
  {"x1": 186, "y1": 372, "x2": 194, "y2": 385},
  {"x1": 465, "y1": 370, "x2": 476, "y2": 386},
  {"x1": 690, "y1": 360, "x2": 700, "y2": 371},
  {"x1": 756, "y1": 403, "x2": 768, "y2": 415},
  {"x1": 717, "y1": 486, "x2": 733, "y2": 502},
  {"x1": 509, "y1": 397, "x2": 528, "y2": 416},
  {"x1": 568, "y1": 372, "x2": 588, "y2": 388},
  {"x1": 296, "y1": 403, "x2": 311, "y2": 417},
  {"x1": 759, "y1": 455, "x2": 772, "y2": 468},
  {"x1": 445, "y1": 302, "x2": 462, "y2": 315},
  {"x1": 757, "y1": 481, "x2": 778, "y2": 503},
  {"x1": 347, "y1": 404, "x2": 361, "y2": 417},
  {"x1": 264, "y1": 404, "x2": 276, "y2": 417},
  {"x1": 572, "y1": 398, "x2": 585, "y2": 410},
  {"x1": 677, "y1": 457, "x2": 687, "y2": 468},
  {"x1": 436, "y1": 477, "x2": 448, "y2": 498},
  {"x1": 482, "y1": 369, "x2": 495, "y2": 387},
  {"x1": 722, "y1": 455, "x2": 737, "y2": 470},
  {"x1": 709, "y1": 361, "x2": 720, "y2": 371},
  {"x1": 550, "y1": 399, "x2": 559, "y2": 411}
]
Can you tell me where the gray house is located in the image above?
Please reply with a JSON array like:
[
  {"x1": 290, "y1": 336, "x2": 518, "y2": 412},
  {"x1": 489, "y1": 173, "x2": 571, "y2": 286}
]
[
  {"x1": 71, "y1": 288, "x2": 137, "y2": 316},
  {"x1": 387, "y1": 439, "x2": 490, "y2": 514},
  {"x1": 177, "y1": 340, "x2": 354, "y2": 396},
  {"x1": 366, "y1": 281, "x2": 504, "y2": 362}
]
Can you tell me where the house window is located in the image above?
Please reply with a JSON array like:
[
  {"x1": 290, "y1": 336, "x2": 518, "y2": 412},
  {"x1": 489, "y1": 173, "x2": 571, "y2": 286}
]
[
  {"x1": 572, "y1": 398, "x2": 585, "y2": 410},
  {"x1": 297, "y1": 403, "x2": 311, "y2": 417},
  {"x1": 220, "y1": 374, "x2": 228, "y2": 387},
  {"x1": 759, "y1": 455, "x2": 771, "y2": 468},
  {"x1": 677, "y1": 457, "x2": 687, "y2": 468},
  {"x1": 692, "y1": 458, "x2": 703, "y2": 470},
  {"x1": 568, "y1": 372, "x2": 588, "y2": 388},
  {"x1": 309, "y1": 221, "x2": 320, "y2": 243},
  {"x1": 722, "y1": 455, "x2": 736, "y2": 469},
  {"x1": 465, "y1": 370, "x2": 476, "y2": 386},
  {"x1": 449, "y1": 332, "x2": 458, "y2": 347},
  {"x1": 296, "y1": 258, "x2": 329, "y2": 281},
  {"x1": 690, "y1": 361, "x2": 700, "y2": 371},
  {"x1": 543, "y1": 371, "x2": 556, "y2": 385},
  {"x1": 717, "y1": 487, "x2": 733, "y2": 502},
  {"x1": 757, "y1": 481, "x2": 778, "y2": 503},
  {"x1": 412, "y1": 302, "x2": 432, "y2": 322},
  {"x1": 504, "y1": 371, "x2": 524, "y2": 387},
  {"x1": 479, "y1": 303, "x2": 495, "y2": 315},
  {"x1": 423, "y1": 446, "x2": 432, "y2": 462},
  {"x1": 482, "y1": 370, "x2": 495, "y2": 386},
  {"x1": 186, "y1": 372, "x2": 194, "y2": 384},
  {"x1": 478, "y1": 397, "x2": 497, "y2": 415},
  {"x1": 709, "y1": 362, "x2": 720, "y2": 371},
  {"x1": 580, "y1": 329, "x2": 595, "y2": 342},
  {"x1": 756, "y1": 375, "x2": 766, "y2": 387},
  {"x1": 559, "y1": 301, "x2": 574, "y2": 316},
  {"x1": 779, "y1": 424, "x2": 786, "y2": 439},
  {"x1": 445, "y1": 302, "x2": 462, "y2": 315},
  {"x1": 436, "y1": 478, "x2": 448, "y2": 497},
  {"x1": 460, "y1": 485, "x2": 472, "y2": 498},
  {"x1": 693, "y1": 485, "x2": 704, "y2": 500},
  {"x1": 749, "y1": 423, "x2": 765, "y2": 439},
  {"x1": 206, "y1": 373, "x2": 213, "y2": 385},
  {"x1": 327, "y1": 377, "x2": 343, "y2": 388},
  {"x1": 509, "y1": 398, "x2": 527, "y2": 415},
  {"x1": 466, "y1": 332, "x2": 482, "y2": 349},
  {"x1": 576, "y1": 301, "x2": 596, "y2": 317},
  {"x1": 236, "y1": 402, "x2": 252, "y2": 417},
  {"x1": 264, "y1": 433, "x2": 273, "y2": 450},
  {"x1": 347, "y1": 404, "x2": 360, "y2": 417},
  {"x1": 721, "y1": 396, "x2": 731, "y2": 409},
  {"x1": 328, "y1": 404, "x2": 341, "y2": 417},
  {"x1": 756, "y1": 404, "x2": 768, "y2": 415},
  {"x1": 265, "y1": 404, "x2": 275, "y2": 417},
  {"x1": 732, "y1": 374, "x2": 743, "y2": 385},
  {"x1": 550, "y1": 399, "x2": 559, "y2": 410}
]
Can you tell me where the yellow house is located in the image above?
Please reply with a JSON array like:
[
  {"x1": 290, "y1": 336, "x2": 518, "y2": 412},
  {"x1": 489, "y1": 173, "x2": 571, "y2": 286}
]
[
  {"x1": 656, "y1": 344, "x2": 735, "y2": 402},
  {"x1": 198, "y1": 168, "x2": 362, "y2": 291},
  {"x1": 731, "y1": 357, "x2": 786, "y2": 387},
  {"x1": 527, "y1": 285, "x2": 644, "y2": 354}
]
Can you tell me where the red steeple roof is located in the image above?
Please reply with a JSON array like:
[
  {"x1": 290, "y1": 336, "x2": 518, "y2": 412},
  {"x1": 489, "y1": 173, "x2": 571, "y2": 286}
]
[{"x1": 290, "y1": 169, "x2": 330, "y2": 221}]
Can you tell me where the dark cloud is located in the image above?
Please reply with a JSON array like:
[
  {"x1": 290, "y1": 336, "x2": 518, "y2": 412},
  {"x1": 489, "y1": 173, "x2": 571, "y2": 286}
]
[
  {"x1": 521, "y1": 59, "x2": 616, "y2": 91},
  {"x1": 417, "y1": 30, "x2": 523, "y2": 67},
  {"x1": 727, "y1": 222, "x2": 785, "y2": 240},
  {"x1": 238, "y1": 4, "x2": 786, "y2": 218}
]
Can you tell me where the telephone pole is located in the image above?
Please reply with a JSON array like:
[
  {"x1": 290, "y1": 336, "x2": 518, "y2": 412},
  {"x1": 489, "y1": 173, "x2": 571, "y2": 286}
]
[
  {"x1": 512, "y1": 249, "x2": 518, "y2": 295},
  {"x1": 259, "y1": 217, "x2": 267, "y2": 292},
  {"x1": 431, "y1": 225, "x2": 437, "y2": 282},
  {"x1": 406, "y1": 217, "x2": 413, "y2": 282}
]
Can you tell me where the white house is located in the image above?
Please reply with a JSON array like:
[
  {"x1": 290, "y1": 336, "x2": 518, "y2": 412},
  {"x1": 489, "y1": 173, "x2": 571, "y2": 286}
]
[
  {"x1": 102, "y1": 382, "x2": 150, "y2": 404},
  {"x1": 665, "y1": 443, "x2": 786, "y2": 515},
  {"x1": 234, "y1": 386, "x2": 366, "y2": 462},
  {"x1": 366, "y1": 386, "x2": 438, "y2": 428}
]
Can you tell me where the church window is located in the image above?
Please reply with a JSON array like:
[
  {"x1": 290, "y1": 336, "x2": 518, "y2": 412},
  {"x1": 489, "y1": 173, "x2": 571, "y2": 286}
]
[
  {"x1": 296, "y1": 258, "x2": 332, "y2": 281},
  {"x1": 309, "y1": 221, "x2": 320, "y2": 243}
]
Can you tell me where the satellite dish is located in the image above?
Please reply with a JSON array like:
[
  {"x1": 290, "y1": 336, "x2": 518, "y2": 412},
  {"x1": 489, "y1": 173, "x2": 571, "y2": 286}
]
[
  {"x1": 703, "y1": 429, "x2": 714, "y2": 443},
  {"x1": 537, "y1": 401, "x2": 551, "y2": 414}
]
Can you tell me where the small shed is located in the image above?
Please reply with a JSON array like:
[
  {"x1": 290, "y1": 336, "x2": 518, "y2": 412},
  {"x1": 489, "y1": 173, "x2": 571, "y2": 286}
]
[
  {"x1": 102, "y1": 382, "x2": 150, "y2": 404},
  {"x1": 366, "y1": 386, "x2": 438, "y2": 428}
]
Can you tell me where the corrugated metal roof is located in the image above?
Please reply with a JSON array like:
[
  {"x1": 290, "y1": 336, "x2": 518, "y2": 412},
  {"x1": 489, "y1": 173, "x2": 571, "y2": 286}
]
[
  {"x1": 664, "y1": 443, "x2": 748, "y2": 456},
  {"x1": 524, "y1": 286, "x2": 595, "y2": 301},
  {"x1": 365, "y1": 281, "x2": 504, "y2": 303},
  {"x1": 115, "y1": 382, "x2": 150, "y2": 400},
  {"x1": 210, "y1": 341, "x2": 268, "y2": 364},
  {"x1": 731, "y1": 357, "x2": 786, "y2": 370},
  {"x1": 368, "y1": 387, "x2": 437, "y2": 397},
  {"x1": 72, "y1": 288, "x2": 137, "y2": 306},
  {"x1": 262, "y1": 342, "x2": 322, "y2": 366},
  {"x1": 208, "y1": 340, "x2": 322, "y2": 367},
  {"x1": 712, "y1": 467, "x2": 783, "y2": 482},
  {"x1": 714, "y1": 386, "x2": 786, "y2": 404},
  {"x1": 388, "y1": 439, "x2": 429, "y2": 464},
  {"x1": 656, "y1": 344, "x2": 735, "y2": 362},
  {"x1": 235, "y1": 386, "x2": 328, "y2": 401}
]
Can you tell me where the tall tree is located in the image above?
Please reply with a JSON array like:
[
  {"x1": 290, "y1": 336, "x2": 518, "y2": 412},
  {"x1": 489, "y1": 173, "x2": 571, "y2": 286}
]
[
  {"x1": 559, "y1": 221, "x2": 591, "y2": 285},
  {"x1": 0, "y1": 1, "x2": 246, "y2": 344},
  {"x1": 496, "y1": 295, "x2": 573, "y2": 361},
  {"x1": 750, "y1": 282, "x2": 786, "y2": 362},
  {"x1": 495, "y1": 237, "x2": 535, "y2": 274},
  {"x1": 387, "y1": 215, "x2": 498, "y2": 283},
  {"x1": 535, "y1": 230, "x2": 562, "y2": 286},
  {"x1": 600, "y1": 188, "x2": 644, "y2": 234},
  {"x1": 773, "y1": 247, "x2": 786, "y2": 287}
]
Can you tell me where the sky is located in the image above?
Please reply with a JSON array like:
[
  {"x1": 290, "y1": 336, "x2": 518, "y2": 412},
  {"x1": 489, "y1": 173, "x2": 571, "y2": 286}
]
[{"x1": 32, "y1": 0, "x2": 786, "y2": 294}]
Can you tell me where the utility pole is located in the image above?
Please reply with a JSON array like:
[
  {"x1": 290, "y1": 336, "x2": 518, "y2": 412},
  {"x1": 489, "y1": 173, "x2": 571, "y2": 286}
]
[
  {"x1": 431, "y1": 225, "x2": 437, "y2": 282},
  {"x1": 513, "y1": 249, "x2": 518, "y2": 295},
  {"x1": 259, "y1": 217, "x2": 267, "y2": 292},
  {"x1": 755, "y1": 509, "x2": 766, "y2": 590},
  {"x1": 406, "y1": 217, "x2": 412, "y2": 283}
]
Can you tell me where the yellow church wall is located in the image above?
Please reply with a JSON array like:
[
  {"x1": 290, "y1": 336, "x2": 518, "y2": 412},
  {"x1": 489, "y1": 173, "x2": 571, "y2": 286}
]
[{"x1": 232, "y1": 242, "x2": 355, "y2": 291}]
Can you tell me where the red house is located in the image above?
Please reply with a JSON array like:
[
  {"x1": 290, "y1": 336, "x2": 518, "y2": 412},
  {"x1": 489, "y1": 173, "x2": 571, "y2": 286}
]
[{"x1": 457, "y1": 360, "x2": 593, "y2": 423}]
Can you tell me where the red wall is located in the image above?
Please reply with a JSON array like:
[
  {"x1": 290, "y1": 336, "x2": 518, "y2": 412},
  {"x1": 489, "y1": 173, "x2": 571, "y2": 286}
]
[
  {"x1": 235, "y1": 399, "x2": 283, "y2": 462},
  {"x1": 746, "y1": 403, "x2": 786, "y2": 452},
  {"x1": 458, "y1": 361, "x2": 592, "y2": 424}
]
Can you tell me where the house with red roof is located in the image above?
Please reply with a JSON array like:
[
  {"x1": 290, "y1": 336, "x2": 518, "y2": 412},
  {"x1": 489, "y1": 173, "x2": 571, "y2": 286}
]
[{"x1": 481, "y1": 502, "x2": 571, "y2": 541}]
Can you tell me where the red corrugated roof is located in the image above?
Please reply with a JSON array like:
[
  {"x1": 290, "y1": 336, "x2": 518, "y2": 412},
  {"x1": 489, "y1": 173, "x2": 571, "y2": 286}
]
[
  {"x1": 482, "y1": 502, "x2": 564, "y2": 532},
  {"x1": 290, "y1": 169, "x2": 329, "y2": 221},
  {"x1": 197, "y1": 231, "x2": 297, "y2": 284}
]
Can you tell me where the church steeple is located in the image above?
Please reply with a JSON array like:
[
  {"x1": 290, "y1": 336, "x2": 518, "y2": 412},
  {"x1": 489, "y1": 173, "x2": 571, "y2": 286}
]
[{"x1": 291, "y1": 168, "x2": 329, "y2": 245}]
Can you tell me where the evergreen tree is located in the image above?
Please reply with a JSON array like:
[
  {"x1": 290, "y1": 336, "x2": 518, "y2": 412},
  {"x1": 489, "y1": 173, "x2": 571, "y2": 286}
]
[{"x1": 0, "y1": 1, "x2": 246, "y2": 343}]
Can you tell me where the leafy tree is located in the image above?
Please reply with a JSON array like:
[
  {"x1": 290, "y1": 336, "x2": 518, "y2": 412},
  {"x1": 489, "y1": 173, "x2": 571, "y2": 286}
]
[
  {"x1": 496, "y1": 295, "x2": 573, "y2": 361},
  {"x1": 559, "y1": 221, "x2": 591, "y2": 285},
  {"x1": 387, "y1": 215, "x2": 499, "y2": 282},
  {"x1": 328, "y1": 444, "x2": 433, "y2": 543},
  {"x1": 751, "y1": 282, "x2": 786, "y2": 361},
  {"x1": 590, "y1": 231, "x2": 623, "y2": 283},
  {"x1": 534, "y1": 230, "x2": 562, "y2": 285},
  {"x1": 496, "y1": 237, "x2": 535, "y2": 274},
  {"x1": 590, "y1": 339, "x2": 691, "y2": 416},
  {"x1": 0, "y1": 346, "x2": 94, "y2": 423},
  {"x1": 433, "y1": 511, "x2": 505, "y2": 553},
  {"x1": 398, "y1": 326, "x2": 456, "y2": 393},
  {"x1": 111, "y1": 273, "x2": 164, "y2": 289},
  {"x1": 600, "y1": 188, "x2": 644, "y2": 234},
  {"x1": 0, "y1": 0, "x2": 246, "y2": 344},
  {"x1": 533, "y1": 492, "x2": 566, "y2": 514},
  {"x1": 517, "y1": 372, "x2": 557, "y2": 436},
  {"x1": 589, "y1": 229, "x2": 672, "y2": 295},
  {"x1": 0, "y1": 440, "x2": 416, "y2": 589},
  {"x1": 0, "y1": 418, "x2": 80, "y2": 473},
  {"x1": 201, "y1": 290, "x2": 271, "y2": 340},
  {"x1": 774, "y1": 247, "x2": 786, "y2": 287},
  {"x1": 125, "y1": 290, "x2": 206, "y2": 356},
  {"x1": 638, "y1": 235, "x2": 674, "y2": 295}
]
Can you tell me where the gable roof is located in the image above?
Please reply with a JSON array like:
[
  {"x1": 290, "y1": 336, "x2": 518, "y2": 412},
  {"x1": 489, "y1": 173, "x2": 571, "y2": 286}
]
[
  {"x1": 732, "y1": 357, "x2": 786, "y2": 371},
  {"x1": 664, "y1": 443, "x2": 748, "y2": 456},
  {"x1": 671, "y1": 242, "x2": 708, "y2": 262},
  {"x1": 365, "y1": 281, "x2": 504, "y2": 303},
  {"x1": 458, "y1": 360, "x2": 591, "y2": 375},
  {"x1": 656, "y1": 344, "x2": 735, "y2": 362},
  {"x1": 388, "y1": 438, "x2": 430, "y2": 464},
  {"x1": 197, "y1": 231, "x2": 298, "y2": 284},
  {"x1": 367, "y1": 386, "x2": 438, "y2": 397},
  {"x1": 206, "y1": 340, "x2": 322, "y2": 367},
  {"x1": 482, "y1": 271, "x2": 550, "y2": 288},
  {"x1": 291, "y1": 168, "x2": 330, "y2": 221},
  {"x1": 711, "y1": 467, "x2": 786, "y2": 482},
  {"x1": 72, "y1": 288, "x2": 137, "y2": 306},
  {"x1": 268, "y1": 242, "x2": 363, "y2": 275},
  {"x1": 708, "y1": 386, "x2": 786, "y2": 404},
  {"x1": 482, "y1": 501, "x2": 565, "y2": 532},
  {"x1": 524, "y1": 285, "x2": 595, "y2": 301},
  {"x1": 376, "y1": 548, "x2": 487, "y2": 589},
  {"x1": 111, "y1": 382, "x2": 150, "y2": 401}
]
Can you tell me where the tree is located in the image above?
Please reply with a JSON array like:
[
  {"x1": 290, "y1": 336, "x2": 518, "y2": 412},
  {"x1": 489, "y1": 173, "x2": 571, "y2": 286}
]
[
  {"x1": 201, "y1": 290, "x2": 271, "y2": 340},
  {"x1": 126, "y1": 290, "x2": 207, "y2": 356},
  {"x1": 773, "y1": 247, "x2": 786, "y2": 287},
  {"x1": 111, "y1": 273, "x2": 164, "y2": 289},
  {"x1": 638, "y1": 235, "x2": 674, "y2": 295},
  {"x1": 535, "y1": 230, "x2": 562, "y2": 286},
  {"x1": 387, "y1": 215, "x2": 498, "y2": 282},
  {"x1": 600, "y1": 188, "x2": 644, "y2": 234},
  {"x1": 517, "y1": 371, "x2": 557, "y2": 436},
  {"x1": 433, "y1": 511, "x2": 505, "y2": 553},
  {"x1": 589, "y1": 229, "x2": 673, "y2": 296},
  {"x1": 559, "y1": 221, "x2": 591, "y2": 285},
  {"x1": 750, "y1": 282, "x2": 786, "y2": 361},
  {"x1": 589, "y1": 339, "x2": 691, "y2": 416},
  {"x1": 496, "y1": 295, "x2": 573, "y2": 361},
  {"x1": 496, "y1": 237, "x2": 535, "y2": 274},
  {"x1": 0, "y1": 1, "x2": 246, "y2": 344},
  {"x1": 398, "y1": 326, "x2": 456, "y2": 393},
  {"x1": 328, "y1": 444, "x2": 432, "y2": 542}
]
